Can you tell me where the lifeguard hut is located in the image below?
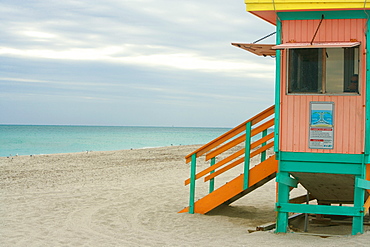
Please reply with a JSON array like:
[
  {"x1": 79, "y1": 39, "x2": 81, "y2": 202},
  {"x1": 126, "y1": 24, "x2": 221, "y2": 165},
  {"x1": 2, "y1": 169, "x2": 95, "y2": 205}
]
[{"x1": 179, "y1": 0, "x2": 370, "y2": 235}]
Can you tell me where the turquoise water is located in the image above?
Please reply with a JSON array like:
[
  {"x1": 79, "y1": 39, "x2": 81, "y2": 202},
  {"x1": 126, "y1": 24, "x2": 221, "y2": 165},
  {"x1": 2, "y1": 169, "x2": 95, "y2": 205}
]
[{"x1": 0, "y1": 125, "x2": 231, "y2": 157}]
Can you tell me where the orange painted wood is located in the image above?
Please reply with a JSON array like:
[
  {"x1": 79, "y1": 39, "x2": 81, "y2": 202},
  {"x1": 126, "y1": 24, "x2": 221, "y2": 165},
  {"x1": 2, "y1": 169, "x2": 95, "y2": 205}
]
[
  {"x1": 184, "y1": 148, "x2": 244, "y2": 186},
  {"x1": 206, "y1": 119, "x2": 274, "y2": 161},
  {"x1": 250, "y1": 141, "x2": 274, "y2": 158},
  {"x1": 185, "y1": 105, "x2": 274, "y2": 163},
  {"x1": 205, "y1": 135, "x2": 246, "y2": 161},
  {"x1": 179, "y1": 155, "x2": 278, "y2": 214},
  {"x1": 251, "y1": 118, "x2": 275, "y2": 137},
  {"x1": 250, "y1": 132, "x2": 274, "y2": 149},
  {"x1": 204, "y1": 157, "x2": 245, "y2": 182},
  {"x1": 279, "y1": 18, "x2": 366, "y2": 154},
  {"x1": 204, "y1": 142, "x2": 274, "y2": 182},
  {"x1": 365, "y1": 163, "x2": 370, "y2": 211}
]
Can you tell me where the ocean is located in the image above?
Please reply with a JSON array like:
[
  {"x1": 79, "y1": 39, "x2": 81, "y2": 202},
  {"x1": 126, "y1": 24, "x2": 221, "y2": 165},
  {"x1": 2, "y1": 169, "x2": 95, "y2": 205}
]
[{"x1": 0, "y1": 125, "x2": 231, "y2": 157}]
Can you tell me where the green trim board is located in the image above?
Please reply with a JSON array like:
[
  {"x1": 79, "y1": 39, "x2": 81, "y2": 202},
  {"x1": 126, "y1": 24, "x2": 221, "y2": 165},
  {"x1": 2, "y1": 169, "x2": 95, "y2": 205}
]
[
  {"x1": 278, "y1": 10, "x2": 370, "y2": 21},
  {"x1": 276, "y1": 203, "x2": 364, "y2": 216},
  {"x1": 279, "y1": 152, "x2": 365, "y2": 174},
  {"x1": 274, "y1": 19, "x2": 282, "y2": 156},
  {"x1": 276, "y1": 173, "x2": 298, "y2": 187},
  {"x1": 365, "y1": 19, "x2": 370, "y2": 159},
  {"x1": 356, "y1": 178, "x2": 370, "y2": 190},
  {"x1": 275, "y1": 171, "x2": 290, "y2": 233},
  {"x1": 280, "y1": 161, "x2": 363, "y2": 175},
  {"x1": 280, "y1": 152, "x2": 364, "y2": 164}
]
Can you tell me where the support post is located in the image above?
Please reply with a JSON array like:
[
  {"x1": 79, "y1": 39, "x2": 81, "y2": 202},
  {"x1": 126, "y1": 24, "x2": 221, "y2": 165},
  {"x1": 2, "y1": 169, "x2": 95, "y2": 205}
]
[
  {"x1": 352, "y1": 176, "x2": 366, "y2": 234},
  {"x1": 276, "y1": 171, "x2": 290, "y2": 233},
  {"x1": 244, "y1": 121, "x2": 252, "y2": 190},
  {"x1": 274, "y1": 17, "x2": 282, "y2": 156},
  {"x1": 189, "y1": 153, "x2": 197, "y2": 214},
  {"x1": 209, "y1": 157, "x2": 216, "y2": 193},
  {"x1": 261, "y1": 129, "x2": 267, "y2": 162}
]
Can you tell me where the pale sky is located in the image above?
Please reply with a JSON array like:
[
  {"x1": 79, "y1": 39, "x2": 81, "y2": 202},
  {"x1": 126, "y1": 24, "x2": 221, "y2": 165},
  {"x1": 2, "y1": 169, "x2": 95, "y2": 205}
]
[{"x1": 0, "y1": 0, "x2": 276, "y2": 127}]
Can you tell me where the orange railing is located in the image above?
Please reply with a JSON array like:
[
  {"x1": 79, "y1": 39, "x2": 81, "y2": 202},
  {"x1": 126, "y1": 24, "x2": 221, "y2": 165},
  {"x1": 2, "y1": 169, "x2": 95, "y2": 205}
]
[{"x1": 184, "y1": 105, "x2": 275, "y2": 213}]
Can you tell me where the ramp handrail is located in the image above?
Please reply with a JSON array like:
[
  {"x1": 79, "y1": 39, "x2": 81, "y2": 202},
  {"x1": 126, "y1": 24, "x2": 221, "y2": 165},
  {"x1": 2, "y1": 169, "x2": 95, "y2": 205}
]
[
  {"x1": 184, "y1": 105, "x2": 275, "y2": 214},
  {"x1": 185, "y1": 105, "x2": 275, "y2": 163}
]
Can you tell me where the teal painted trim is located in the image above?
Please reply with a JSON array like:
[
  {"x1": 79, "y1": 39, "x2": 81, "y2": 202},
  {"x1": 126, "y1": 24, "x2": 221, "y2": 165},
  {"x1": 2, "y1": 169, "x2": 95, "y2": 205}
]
[
  {"x1": 353, "y1": 175, "x2": 366, "y2": 234},
  {"x1": 280, "y1": 161, "x2": 363, "y2": 175},
  {"x1": 276, "y1": 203, "x2": 364, "y2": 217},
  {"x1": 278, "y1": 10, "x2": 370, "y2": 21},
  {"x1": 189, "y1": 154, "x2": 197, "y2": 214},
  {"x1": 274, "y1": 18, "x2": 282, "y2": 155},
  {"x1": 352, "y1": 216, "x2": 364, "y2": 235},
  {"x1": 280, "y1": 152, "x2": 364, "y2": 164},
  {"x1": 356, "y1": 178, "x2": 370, "y2": 190},
  {"x1": 244, "y1": 122, "x2": 252, "y2": 190},
  {"x1": 261, "y1": 129, "x2": 267, "y2": 162},
  {"x1": 209, "y1": 157, "x2": 216, "y2": 193},
  {"x1": 276, "y1": 172, "x2": 290, "y2": 233},
  {"x1": 365, "y1": 17, "x2": 370, "y2": 158},
  {"x1": 276, "y1": 173, "x2": 298, "y2": 188}
]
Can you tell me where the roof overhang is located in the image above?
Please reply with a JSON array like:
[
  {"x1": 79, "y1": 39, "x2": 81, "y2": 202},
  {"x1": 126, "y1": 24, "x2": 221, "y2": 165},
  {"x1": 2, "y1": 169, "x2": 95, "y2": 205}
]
[
  {"x1": 244, "y1": 0, "x2": 370, "y2": 25},
  {"x1": 272, "y1": 41, "x2": 361, "y2": 49},
  {"x1": 232, "y1": 43, "x2": 276, "y2": 56}
]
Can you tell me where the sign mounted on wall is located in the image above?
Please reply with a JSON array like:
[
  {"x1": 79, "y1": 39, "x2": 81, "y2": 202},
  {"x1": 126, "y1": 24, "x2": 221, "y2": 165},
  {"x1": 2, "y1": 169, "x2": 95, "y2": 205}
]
[{"x1": 309, "y1": 102, "x2": 334, "y2": 149}]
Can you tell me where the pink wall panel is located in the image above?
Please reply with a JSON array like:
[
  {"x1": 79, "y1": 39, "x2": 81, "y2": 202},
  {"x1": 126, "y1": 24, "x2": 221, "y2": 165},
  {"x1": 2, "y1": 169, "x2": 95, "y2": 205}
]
[{"x1": 279, "y1": 19, "x2": 366, "y2": 154}]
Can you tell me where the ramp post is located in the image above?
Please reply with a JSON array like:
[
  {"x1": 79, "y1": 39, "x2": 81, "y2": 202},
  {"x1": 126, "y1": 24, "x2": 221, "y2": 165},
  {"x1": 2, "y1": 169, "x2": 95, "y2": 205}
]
[
  {"x1": 209, "y1": 157, "x2": 216, "y2": 193},
  {"x1": 189, "y1": 153, "x2": 197, "y2": 214},
  {"x1": 261, "y1": 129, "x2": 267, "y2": 162},
  {"x1": 243, "y1": 121, "x2": 252, "y2": 190}
]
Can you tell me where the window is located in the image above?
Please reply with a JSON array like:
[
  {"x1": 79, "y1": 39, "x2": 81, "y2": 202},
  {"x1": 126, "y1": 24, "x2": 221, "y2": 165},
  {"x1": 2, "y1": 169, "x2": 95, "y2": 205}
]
[{"x1": 287, "y1": 46, "x2": 359, "y2": 94}]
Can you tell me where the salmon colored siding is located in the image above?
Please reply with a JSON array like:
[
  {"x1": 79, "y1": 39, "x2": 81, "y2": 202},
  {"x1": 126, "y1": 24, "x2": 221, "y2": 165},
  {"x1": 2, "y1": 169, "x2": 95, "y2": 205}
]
[{"x1": 279, "y1": 19, "x2": 367, "y2": 154}]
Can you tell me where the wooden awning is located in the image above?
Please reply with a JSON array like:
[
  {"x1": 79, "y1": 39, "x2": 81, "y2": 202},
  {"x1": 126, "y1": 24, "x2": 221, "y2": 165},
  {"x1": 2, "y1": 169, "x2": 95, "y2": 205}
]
[{"x1": 231, "y1": 43, "x2": 276, "y2": 57}]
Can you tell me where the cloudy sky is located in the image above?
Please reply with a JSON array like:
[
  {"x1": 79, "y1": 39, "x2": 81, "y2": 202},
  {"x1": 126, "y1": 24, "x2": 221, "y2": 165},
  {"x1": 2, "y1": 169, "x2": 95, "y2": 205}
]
[{"x1": 0, "y1": 0, "x2": 276, "y2": 127}]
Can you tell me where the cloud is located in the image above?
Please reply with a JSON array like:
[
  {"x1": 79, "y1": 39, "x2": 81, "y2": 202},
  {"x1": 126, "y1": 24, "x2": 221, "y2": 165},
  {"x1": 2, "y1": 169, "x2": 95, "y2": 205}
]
[{"x1": 0, "y1": 0, "x2": 276, "y2": 127}]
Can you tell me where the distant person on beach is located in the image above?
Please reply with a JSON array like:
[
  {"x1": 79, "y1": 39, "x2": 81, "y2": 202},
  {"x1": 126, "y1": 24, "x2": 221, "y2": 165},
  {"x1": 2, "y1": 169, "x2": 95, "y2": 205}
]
[{"x1": 346, "y1": 74, "x2": 359, "y2": 92}]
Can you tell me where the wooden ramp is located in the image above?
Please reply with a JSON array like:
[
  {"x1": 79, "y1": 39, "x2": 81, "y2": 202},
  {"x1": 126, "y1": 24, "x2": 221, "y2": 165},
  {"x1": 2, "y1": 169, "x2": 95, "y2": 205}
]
[{"x1": 179, "y1": 155, "x2": 278, "y2": 214}]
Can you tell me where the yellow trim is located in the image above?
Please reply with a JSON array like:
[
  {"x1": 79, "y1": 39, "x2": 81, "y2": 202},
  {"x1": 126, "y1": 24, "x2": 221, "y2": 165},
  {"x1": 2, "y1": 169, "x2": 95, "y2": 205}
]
[{"x1": 245, "y1": 0, "x2": 370, "y2": 11}]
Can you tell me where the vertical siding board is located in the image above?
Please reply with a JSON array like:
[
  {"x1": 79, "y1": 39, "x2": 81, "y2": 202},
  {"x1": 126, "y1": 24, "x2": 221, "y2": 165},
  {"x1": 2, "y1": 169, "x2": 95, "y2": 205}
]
[
  {"x1": 292, "y1": 96, "x2": 298, "y2": 151},
  {"x1": 336, "y1": 98, "x2": 344, "y2": 153},
  {"x1": 332, "y1": 19, "x2": 339, "y2": 41}
]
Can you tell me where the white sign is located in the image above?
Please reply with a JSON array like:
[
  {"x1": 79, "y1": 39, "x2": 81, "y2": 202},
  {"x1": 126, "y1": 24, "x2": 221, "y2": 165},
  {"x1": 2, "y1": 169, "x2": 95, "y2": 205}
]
[{"x1": 309, "y1": 102, "x2": 334, "y2": 149}]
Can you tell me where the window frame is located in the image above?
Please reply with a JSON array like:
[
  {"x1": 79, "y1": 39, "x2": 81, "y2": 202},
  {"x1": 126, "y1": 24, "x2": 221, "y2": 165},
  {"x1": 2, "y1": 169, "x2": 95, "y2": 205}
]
[{"x1": 283, "y1": 44, "x2": 361, "y2": 96}]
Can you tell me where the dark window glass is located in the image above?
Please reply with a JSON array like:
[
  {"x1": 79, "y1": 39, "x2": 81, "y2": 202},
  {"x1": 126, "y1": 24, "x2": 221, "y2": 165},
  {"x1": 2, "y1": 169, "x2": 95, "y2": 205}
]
[{"x1": 287, "y1": 47, "x2": 359, "y2": 94}]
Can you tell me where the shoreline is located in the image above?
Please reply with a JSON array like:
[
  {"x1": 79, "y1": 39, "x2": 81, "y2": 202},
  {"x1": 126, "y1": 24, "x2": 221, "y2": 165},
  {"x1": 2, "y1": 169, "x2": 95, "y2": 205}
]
[
  {"x1": 1, "y1": 145, "x2": 369, "y2": 246},
  {"x1": 1, "y1": 144, "x2": 201, "y2": 158}
]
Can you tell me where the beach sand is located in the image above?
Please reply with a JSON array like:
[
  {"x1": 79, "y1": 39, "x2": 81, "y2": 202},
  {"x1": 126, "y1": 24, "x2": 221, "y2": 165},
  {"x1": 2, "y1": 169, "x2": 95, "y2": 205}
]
[{"x1": 1, "y1": 145, "x2": 369, "y2": 246}]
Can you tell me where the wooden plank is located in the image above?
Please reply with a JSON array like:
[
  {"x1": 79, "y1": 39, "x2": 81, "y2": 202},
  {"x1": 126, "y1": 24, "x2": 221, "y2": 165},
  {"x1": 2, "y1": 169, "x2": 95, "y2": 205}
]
[
  {"x1": 277, "y1": 203, "x2": 363, "y2": 217},
  {"x1": 184, "y1": 148, "x2": 244, "y2": 186},
  {"x1": 204, "y1": 143, "x2": 274, "y2": 182},
  {"x1": 250, "y1": 142, "x2": 274, "y2": 158},
  {"x1": 206, "y1": 122, "x2": 274, "y2": 161},
  {"x1": 256, "y1": 213, "x2": 304, "y2": 231},
  {"x1": 205, "y1": 135, "x2": 245, "y2": 161},
  {"x1": 204, "y1": 157, "x2": 244, "y2": 182},
  {"x1": 251, "y1": 132, "x2": 274, "y2": 149}
]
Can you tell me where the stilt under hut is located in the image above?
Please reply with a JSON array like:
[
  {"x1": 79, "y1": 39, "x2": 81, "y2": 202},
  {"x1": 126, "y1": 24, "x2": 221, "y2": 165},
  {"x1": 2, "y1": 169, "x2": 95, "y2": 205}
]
[{"x1": 179, "y1": 0, "x2": 370, "y2": 235}]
